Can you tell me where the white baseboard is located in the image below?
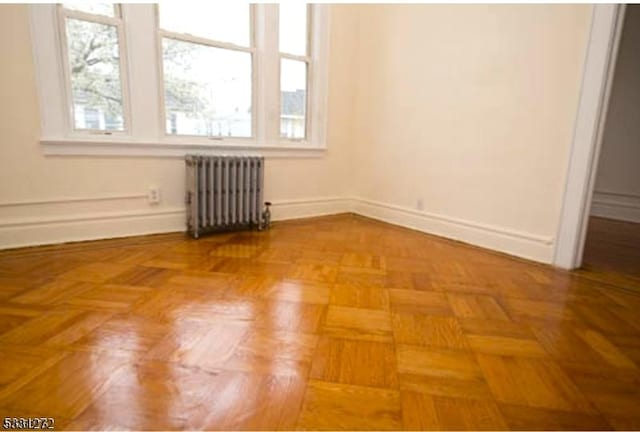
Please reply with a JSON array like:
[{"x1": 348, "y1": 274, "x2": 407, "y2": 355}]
[
  {"x1": 0, "y1": 208, "x2": 186, "y2": 250},
  {"x1": 271, "y1": 197, "x2": 352, "y2": 221},
  {"x1": 352, "y1": 198, "x2": 555, "y2": 264},
  {"x1": 0, "y1": 197, "x2": 352, "y2": 250},
  {"x1": 0, "y1": 194, "x2": 556, "y2": 264},
  {"x1": 591, "y1": 191, "x2": 640, "y2": 223}
]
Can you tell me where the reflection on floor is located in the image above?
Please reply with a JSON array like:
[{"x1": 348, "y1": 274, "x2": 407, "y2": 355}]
[
  {"x1": 581, "y1": 216, "x2": 640, "y2": 290},
  {"x1": 0, "y1": 214, "x2": 639, "y2": 430}
]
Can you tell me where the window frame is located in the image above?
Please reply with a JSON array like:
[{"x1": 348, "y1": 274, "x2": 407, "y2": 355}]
[
  {"x1": 30, "y1": 4, "x2": 330, "y2": 158},
  {"x1": 56, "y1": 3, "x2": 132, "y2": 136}
]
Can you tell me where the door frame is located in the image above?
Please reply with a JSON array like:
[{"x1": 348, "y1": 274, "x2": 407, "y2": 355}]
[{"x1": 554, "y1": 4, "x2": 626, "y2": 269}]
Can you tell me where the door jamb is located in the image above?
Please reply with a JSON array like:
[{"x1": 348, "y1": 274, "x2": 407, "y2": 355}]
[{"x1": 554, "y1": 4, "x2": 626, "y2": 269}]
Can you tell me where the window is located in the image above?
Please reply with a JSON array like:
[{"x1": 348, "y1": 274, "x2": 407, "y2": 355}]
[
  {"x1": 30, "y1": 4, "x2": 329, "y2": 157},
  {"x1": 158, "y1": 5, "x2": 253, "y2": 138},
  {"x1": 60, "y1": 3, "x2": 127, "y2": 132},
  {"x1": 279, "y1": 4, "x2": 309, "y2": 140}
]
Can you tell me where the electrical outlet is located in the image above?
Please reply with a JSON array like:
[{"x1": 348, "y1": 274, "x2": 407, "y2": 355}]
[
  {"x1": 148, "y1": 187, "x2": 161, "y2": 204},
  {"x1": 416, "y1": 199, "x2": 424, "y2": 211}
]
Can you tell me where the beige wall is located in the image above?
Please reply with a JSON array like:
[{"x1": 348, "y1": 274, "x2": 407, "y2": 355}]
[
  {"x1": 592, "y1": 5, "x2": 640, "y2": 223},
  {"x1": 0, "y1": 4, "x2": 596, "y2": 263},
  {"x1": 350, "y1": 5, "x2": 592, "y2": 262},
  {"x1": 0, "y1": 4, "x2": 357, "y2": 248}
]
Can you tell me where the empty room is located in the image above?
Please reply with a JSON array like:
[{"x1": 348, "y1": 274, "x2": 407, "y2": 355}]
[{"x1": 0, "y1": 2, "x2": 639, "y2": 431}]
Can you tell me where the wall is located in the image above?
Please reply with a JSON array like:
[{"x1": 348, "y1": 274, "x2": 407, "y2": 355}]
[
  {"x1": 350, "y1": 5, "x2": 592, "y2": 262},
  {"x1": 0, "y1": 4, "x2": 597, "y2": 265},
  {"x1": 0, "y1": 4, "x2": 357, "y2": 249},
  {"x1": 592, "y1": 5, "x2": 640, "y2": 223}
]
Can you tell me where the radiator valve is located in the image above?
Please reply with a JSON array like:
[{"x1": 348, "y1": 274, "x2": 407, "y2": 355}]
[{"x1": 259, "y1": 202, "x2": 272, "y2": 230}]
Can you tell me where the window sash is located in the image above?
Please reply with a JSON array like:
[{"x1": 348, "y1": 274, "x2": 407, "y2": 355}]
[
  {"x1": 58, "y1": 4, "x2": 131, "y2": 135},
  {"x1": 278, "y1": 5, "x2": 312, "y2": 141},
  {"x1": 155, "y1": 5, "x2": 257, "y2": 140}
]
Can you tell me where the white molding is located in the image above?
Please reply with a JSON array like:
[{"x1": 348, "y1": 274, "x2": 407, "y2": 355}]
[
  {"x1": 554, "y1": 5, "x2": 625, "y2": 269},
  {"x1": 352, "y1": 198, "x2": 555, "y2": 264},
  {"x1": 0, "y1": 197, "x2": 351, "y2": 250},
  {"x1": 0, "y1": 194, "x2": 565, "y2": 264},
  {"x1": 41, "y1": 139, "x2": 327, "y2": 158},
  {"x1": 592, "y1": 189, "x2": 640, "y2": 200},
  {"x1": 0, "y1": 208, "x2": 186, "y2": 250},
  {"x1": 30, "y1": 4, "x2": 331, "y2": 159},
  {"x1": 0, "y1": 193, "x2": 146, "y2": 208},
  {"x1": 271, "y1": 197, "x2": 352, "y2": 221},
  {"x1": 591, "y1": 191, "x2": 640, "y2": 223},
  {"x1": 0, "y1": 208, "x2": 185, "y2": 229}
]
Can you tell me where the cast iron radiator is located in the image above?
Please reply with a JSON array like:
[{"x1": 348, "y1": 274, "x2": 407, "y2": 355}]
[{"x1": 185, "y1": 155, "x2": 265, "y2": 238}]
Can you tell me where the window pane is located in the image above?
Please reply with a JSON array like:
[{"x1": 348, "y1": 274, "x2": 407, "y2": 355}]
[
  {"x1": 280, "y1": 59, "x2": 306, "y2": 139},
  {"x1": 279, "y1": 3, "x2": 307, "y2": 55},
  {"x1": 159, "y1": 4, "x2": 250, "y2": 47},
  {"x1": 63, "y1": 2, "x2": 115, "y2": 17},
  {"x1": 65, "y1": 18, "x2": 124, "y2": 131},
  {"x1": 163, "y1": 38, "x2": 252, "y2": 137}
]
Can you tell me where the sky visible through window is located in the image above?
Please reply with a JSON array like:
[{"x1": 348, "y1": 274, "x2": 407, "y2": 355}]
[
  {"x1": 63, "y1": 2, "x2": 114, "y2": 17},
  {"x1": 159, "y1": 3, "x2": 250, "y2": 47},
  {"x1": 279, "y1": 3, "x2": 307, "y2": 56}
]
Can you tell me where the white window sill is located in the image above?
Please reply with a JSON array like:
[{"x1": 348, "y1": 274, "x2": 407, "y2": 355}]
[{"x1": 40, "y1": 138, "x2": 328, "y2": 158}]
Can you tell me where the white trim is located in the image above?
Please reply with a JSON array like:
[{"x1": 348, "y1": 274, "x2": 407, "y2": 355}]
[
  {"x1": 0, "y1": 208, "x2": 184, "y2": 229},
  {"x1": 41, "y1": 138, "x2": 327, "y2": 158},
  {"x1": 353, "y1": 198, "x2": 554, "y2": 264},
  {"x1": 159, "y1": 30, "x2": 255, "y2": 54},
  {"x1": 270, "y1": 197, "x2": 352, "y2": 221},
  {"x1": 29, "y1": 4, "x2": 331, "y2": 157},
  {"x1": 308, "y1": 5, "x2": 329, "y2": 149},
  {"x1": 0, "y1": 208, "x2": 186, "y2": 251},
  {"x1": 592, "y1": 189, "x2": 640, "y2": 200},
  {"x1": 123, "y1": 4, "x2": 161, "y2": 141},
  {"x1": 0, "y1": 193, "x2": 146, "y2": 208},
  {"x1": 0, "y1": 197, "x2": 350, "y2": 250},
  {"x1": 554, "y1": 4, "x2": 625, "y2": 269},
  {"x1": 0, "y1": 195, "x2": 560, "y2": 263},
  {"x1": 591, "y1": 191, "x2": 640, "y2": 223}
]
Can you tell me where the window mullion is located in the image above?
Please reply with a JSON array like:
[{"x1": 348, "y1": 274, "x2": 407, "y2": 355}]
[
  {"x1": 308, "y1": 5, "x2": 330, "y2": 149},
  {"x1": 256, "y1": 4, "x2": 280, "y2": 146},
  {"x1": 121, "y1": 4, "x2": 160, "y2": 140}
]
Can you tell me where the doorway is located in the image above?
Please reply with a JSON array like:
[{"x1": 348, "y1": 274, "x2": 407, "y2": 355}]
[{"x1": 582, "y1": 5, "x2": 640, "y2": 283}]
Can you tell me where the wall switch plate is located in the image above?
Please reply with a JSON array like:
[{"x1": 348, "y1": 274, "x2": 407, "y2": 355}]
[{"x1": 416, "y1": 199, "x2": 424, "y2": 211}]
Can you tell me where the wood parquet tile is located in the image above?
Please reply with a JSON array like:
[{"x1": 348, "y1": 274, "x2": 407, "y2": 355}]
[
  {"x1": 476, "y1": 354, "x2": 594, "y2": 412},
  {"x1": 296, "y1": 380, "x2": 402, "y2": 430},
  {"x1": 310, "y1": 337, "x2": 398, "y2": 388},
  {"x1": 322, "y1": 305, "x2": 392, "y2": 342},
  {"x1": 392, "y1": 313, "x2": 469, "y2": 349},
  {"x1": 0, "y1": 214, "x2": 639, "y2": 430}
]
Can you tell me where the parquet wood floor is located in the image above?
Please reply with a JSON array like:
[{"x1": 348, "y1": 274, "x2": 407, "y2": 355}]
[
  {"x1": 1, "y1": 214, "x2": 640, "y2": 430},
  {"x1": 582, "y1": 216, "x2": 640, "y2": 285}
]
